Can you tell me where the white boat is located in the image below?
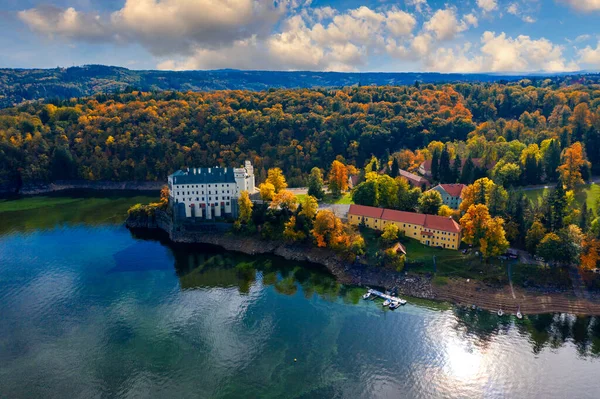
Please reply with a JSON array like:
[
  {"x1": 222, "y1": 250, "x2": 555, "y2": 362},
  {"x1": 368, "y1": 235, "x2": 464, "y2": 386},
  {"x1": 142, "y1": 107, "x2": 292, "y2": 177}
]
[
  {"x1": 389, "y1": 301, "x2": 400, "y2": 310},
  {"x1": 383, "y1": 299, "x2": 391, "y2": 307},
  {"x1": 363, "y1": 292, "x2": 371, "y2": 300},
  {"x1": 399, "y1": 299, "x2": 407, "y2": 306},
  {"x1": 497, "y1": 309, "x2": 504, "y2": 317},
  {"x1": 516, "y1": 311, "x2": 523, "y2": 319}
]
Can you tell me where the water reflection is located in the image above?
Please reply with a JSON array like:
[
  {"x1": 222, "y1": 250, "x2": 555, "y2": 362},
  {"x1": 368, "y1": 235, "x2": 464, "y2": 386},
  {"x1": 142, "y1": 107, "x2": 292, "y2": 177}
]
[
  {"x1": 0, "y1": 190, "x2": 158, "y2": 235},
  {"x1": 452, "y1": 307, "x2": 600, "y2": 358},
  {"x1": 129, "y1": 228, "x2": 363, "y2": 304}
]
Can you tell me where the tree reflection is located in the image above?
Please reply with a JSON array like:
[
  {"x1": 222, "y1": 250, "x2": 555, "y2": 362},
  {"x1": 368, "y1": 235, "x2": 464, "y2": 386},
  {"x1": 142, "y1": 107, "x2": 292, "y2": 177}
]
[{"x1": 453, "y1": 307, "x2": 600, "y2": 358}]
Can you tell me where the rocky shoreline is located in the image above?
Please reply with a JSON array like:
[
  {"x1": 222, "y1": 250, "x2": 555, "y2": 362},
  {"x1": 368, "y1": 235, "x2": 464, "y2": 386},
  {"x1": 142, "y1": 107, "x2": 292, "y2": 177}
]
[{"x1": 127, "y1": 210, "x2": 600, "y2": 315}]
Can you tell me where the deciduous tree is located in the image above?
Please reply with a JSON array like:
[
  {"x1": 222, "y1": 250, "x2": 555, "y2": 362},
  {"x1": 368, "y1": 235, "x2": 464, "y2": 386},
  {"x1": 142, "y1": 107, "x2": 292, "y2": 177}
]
[
  {"x1": 328, "y1": 160, "x2": 348, "y2": 197},
  {"x1": 418, "y1": 190, "x2": 443, "y2": 215},
  {"x1": 238, "y1": 190, "x2": 253, "y2": 224}
]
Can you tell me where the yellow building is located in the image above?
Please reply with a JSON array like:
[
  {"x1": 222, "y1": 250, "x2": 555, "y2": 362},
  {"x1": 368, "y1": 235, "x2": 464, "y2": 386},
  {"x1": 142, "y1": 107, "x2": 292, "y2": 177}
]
[{"x1": 348, "y1": 204, "x2": 462, "y2": 250}]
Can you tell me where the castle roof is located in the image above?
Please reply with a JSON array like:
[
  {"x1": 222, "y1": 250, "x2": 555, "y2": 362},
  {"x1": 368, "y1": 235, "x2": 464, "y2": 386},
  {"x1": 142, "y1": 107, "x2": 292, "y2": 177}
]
[{"x1": 169, "y1": 167, "x2": 236, "y2": 185}]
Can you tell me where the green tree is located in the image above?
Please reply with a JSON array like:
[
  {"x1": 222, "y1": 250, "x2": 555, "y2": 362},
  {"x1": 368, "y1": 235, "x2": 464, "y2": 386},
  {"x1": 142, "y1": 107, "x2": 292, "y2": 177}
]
[
  {"x1": 352, "y1": 180, "x2": 378, "y2": 207},
  {"x1": 525, "y1": 220, "x2": 546, "y2": 254},
  {"x1": 390, "y1": 157, "x2": 399, "y2": 178},
  {"x1": 418, "y1": 190, "x2": 443, "y2": 215},
  {"x1": 307, "y1": 167, "x2": 325, "y2": 200}
]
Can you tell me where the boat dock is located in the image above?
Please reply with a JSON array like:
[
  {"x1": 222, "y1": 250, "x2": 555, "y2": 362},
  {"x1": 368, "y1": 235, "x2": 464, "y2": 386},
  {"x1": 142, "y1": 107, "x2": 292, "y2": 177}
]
[{"x1": 367, "y1": 289, "x2": 407, "y2": 305}]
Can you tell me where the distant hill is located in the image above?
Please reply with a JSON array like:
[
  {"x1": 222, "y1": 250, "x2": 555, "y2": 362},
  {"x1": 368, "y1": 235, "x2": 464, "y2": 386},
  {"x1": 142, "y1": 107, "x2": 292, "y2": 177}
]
[{"x1": 0, "y1": 65, "x2": 586, "y2": 109}]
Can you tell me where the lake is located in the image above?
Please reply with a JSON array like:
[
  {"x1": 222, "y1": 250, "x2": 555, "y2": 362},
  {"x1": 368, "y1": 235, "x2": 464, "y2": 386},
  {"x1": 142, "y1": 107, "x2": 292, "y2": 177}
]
[{"x1": 1, "y1": 191, "x2": 599, "y2": 398}]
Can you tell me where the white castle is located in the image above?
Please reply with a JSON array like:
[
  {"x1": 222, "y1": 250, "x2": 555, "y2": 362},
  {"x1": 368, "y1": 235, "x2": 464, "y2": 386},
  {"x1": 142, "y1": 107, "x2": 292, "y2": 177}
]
[{"x1": 168, "y1": 161, "x2": 255, "y2": 219}]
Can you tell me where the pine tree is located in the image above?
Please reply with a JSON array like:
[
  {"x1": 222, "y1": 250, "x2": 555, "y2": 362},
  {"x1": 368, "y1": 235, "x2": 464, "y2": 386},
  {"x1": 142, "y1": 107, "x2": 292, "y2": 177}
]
[
  {"x1": 439, "y1": 146, "x2": 451, "y2": 183},
  {"x1": 543, "y1": 139, "x2": 561, "y2": 182},
  {"x1": 390, "y1": 157, "x2": 399, "y2": 178},
  {"x1": 451, "y1": 154, "x2": 461, "y2": 183},
  {"x1": 460, "y1": 156, "x2": 475, "y2": 184},
  {"x1": 580, "y1": 202, "x2": 591, "y2": 232},
  {"x1": 550, "y1": 178, "x2": 567, "y2": 230},
  {"x1": 431, "y1": 150, "x2": 440, "y2": 181}
]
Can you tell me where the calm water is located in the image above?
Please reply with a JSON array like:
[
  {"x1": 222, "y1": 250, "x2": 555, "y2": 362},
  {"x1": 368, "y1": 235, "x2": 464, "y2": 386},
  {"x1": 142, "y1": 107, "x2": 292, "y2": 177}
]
[{"x1": 1, "y1": 192, "x2": 600, "y2": 398}]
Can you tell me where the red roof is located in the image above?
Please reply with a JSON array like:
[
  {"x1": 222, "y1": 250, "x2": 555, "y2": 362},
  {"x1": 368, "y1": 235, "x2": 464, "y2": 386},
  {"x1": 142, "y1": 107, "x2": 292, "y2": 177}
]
[
  {"x1": 348, "y1": 204, "x2": 384, "y2": 219},
  {"x1": 420, "y1": 158, "x2": 490, "y2": 174},
  {"x1": 423, "y1": 214, "x2": 461, "y2": 233},
  {"x1": 382, "y1": 209, "x2": 426, "y2": 225},
  {"x1": 399, "y1": 169, "x2": 430, "y2": 187},
  {"x1": 437, "y1": 184, "x2": 466, "y2": 198},
  {"x1": 349, "y1": 204, "x2": 461, "y2": 234}
]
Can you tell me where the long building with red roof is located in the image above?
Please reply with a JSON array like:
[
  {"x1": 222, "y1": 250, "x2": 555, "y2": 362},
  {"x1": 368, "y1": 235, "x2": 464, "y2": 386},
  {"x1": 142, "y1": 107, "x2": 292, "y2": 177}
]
[{"x1": 348, "y1": 204, "x2": 462, "y2": 250}]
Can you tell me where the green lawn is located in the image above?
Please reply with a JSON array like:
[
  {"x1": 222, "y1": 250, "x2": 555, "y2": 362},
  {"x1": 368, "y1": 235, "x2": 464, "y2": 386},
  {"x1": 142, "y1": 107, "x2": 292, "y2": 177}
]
[
  {"x1": 295, "y1": 192, "x2": 353, "y2": 205},
  {"x1": 323, "y1": 192, "x2": 354, "y2": 204},
  {"x1": 524, "y1": 182, "x2": 600, "y2": 212}
]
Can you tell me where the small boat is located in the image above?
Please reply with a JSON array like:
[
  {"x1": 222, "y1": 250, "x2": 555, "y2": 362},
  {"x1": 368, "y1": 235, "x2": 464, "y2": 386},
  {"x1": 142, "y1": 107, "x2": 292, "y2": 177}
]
[
  {"x1": 471, "y1": 304, "x2": 477, "y2": 310},
  {"x1": 363, "y1": 292, "x2": 371, "y2": 300},
  {"x1": 382, "y1": 299, "x2": 391, "y2": 307},
  {"x1": 389, "y1": 301, "x2": 400, "y2": 310},
  {"x1": 497, "y1": 309, "x2": 504, "y2": 317},
  {"x1": 516, "y1": 306, "x2": 523, "y2": 319},
  {"x1": 399, "y1": 299, "x2": 407, "y2": 306}
]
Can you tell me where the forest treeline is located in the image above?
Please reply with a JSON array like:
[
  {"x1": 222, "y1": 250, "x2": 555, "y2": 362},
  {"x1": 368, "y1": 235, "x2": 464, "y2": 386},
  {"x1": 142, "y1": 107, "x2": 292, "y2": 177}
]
[
  {"x1": 2, "y1": 77, "x2": 600, "y2": 190},
  {"x1": 1, "y1": 65, "x2": 570, "y2": 109}
]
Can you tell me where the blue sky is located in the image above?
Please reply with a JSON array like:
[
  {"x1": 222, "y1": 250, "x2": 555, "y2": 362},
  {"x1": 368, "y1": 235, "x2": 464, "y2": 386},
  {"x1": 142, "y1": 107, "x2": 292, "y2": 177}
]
[{"x1": 1, "y1": 0, "x2": 599, "y2": 72}]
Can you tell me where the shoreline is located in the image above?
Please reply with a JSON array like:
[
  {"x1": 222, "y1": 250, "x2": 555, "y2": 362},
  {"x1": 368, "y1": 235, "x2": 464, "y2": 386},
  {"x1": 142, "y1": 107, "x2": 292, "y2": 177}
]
[
  {"x1": 127, "y1": 210, "x2": 600, "y2": 316},
  {"x1": 1, "y1": 180, "x2": 163, "y2": 196}
]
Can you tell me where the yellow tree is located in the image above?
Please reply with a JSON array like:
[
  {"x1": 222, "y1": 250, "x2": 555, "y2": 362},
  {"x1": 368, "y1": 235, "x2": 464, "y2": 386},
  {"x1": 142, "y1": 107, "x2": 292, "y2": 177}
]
[
  {"x1": 480, "y1": 217, "x2": 509, "y2": 258},
  {"x1": 266, "y1": 168, "x2": 288, "y2": 193},
  {"x1": 459, "y1": 177, "x2": 495, "y2": 213},
  {"x1": 460, "y1": 204, "x2": 509, "y2": 258},
  {"x1": 328, "y1": 160, "x2": 349, "y2": 197},
  {"x1": 238, "y1": 190, "x2": 253, "y2": 224},
  {"x1": 580, "y1": 238, "x2": 600, "y2": 270},
  {"x1": 381, "y1": 223, "x2": 400, "y2": 243},
  {"x1": 159, "y1": 185, "x2": 170, "y2": 207},
  {"x1": 312, "y1": 210, "x2": 344, "y2": 248},
  {"x1": 558, "y1": 142, "x2": 590, "y2": 190},
  {"x1": 270, "y1": 190, "x2": 297, "y2": 212},
  {"x1": 259, "y1": 182, "x2": 275, "y2": 201},
  {"x1": 460, "y1": 204, "x2": 491, "y2": 246},
  {"x1": 299, "y1": 195, "x2": 319, "y2": 220}
]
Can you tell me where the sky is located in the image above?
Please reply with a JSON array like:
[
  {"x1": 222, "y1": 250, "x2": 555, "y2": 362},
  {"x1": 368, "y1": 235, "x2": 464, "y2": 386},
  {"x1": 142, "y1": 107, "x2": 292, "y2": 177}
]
[{"x1": 1, "y1": 0, "x2": 600, "y2": 73}]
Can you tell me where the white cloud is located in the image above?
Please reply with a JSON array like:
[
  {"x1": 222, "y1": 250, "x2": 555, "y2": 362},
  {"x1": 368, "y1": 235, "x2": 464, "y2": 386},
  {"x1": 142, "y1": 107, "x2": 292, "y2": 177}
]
[
  {"x1": 423, "y1": 8, "x2": 467, "y2": 41},
  {"x1": 385, "y1": 9, "x2": 417, "y2": 37},
  {"x1": 578, "y1": 42, "x2": 600, "y2": 67},
  {"x1": 558, "y1": 0, "x2": 600, "y2": 12},
  {"x1": 477, "y1": 0, "x2": 498, "y2": 13},
  {"x1": 480, "y1": 31, "x2": 577, "y2": 72},
  {"x1": 406, "y1": 0, "x2": 428, "y2": 13},
  {"x1": 17, "y1": 0, "x2": 583, "y2": 73},
  {"x1": 463, "y1": 13, "x2": 478, "y2": 28},
  {"x1": 18, "y1": 6, "x2": 108, "y2": 41}
]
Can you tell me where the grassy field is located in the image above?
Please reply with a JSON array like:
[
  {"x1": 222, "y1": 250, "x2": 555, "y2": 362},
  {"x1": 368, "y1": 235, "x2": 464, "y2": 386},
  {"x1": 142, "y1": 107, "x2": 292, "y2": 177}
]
[
  {"x1": 296, "y1": 192, "x2": 354, "y2": 205},
  {"x1": 524, "y1": 182, "x2": 600, "y2": 212}
]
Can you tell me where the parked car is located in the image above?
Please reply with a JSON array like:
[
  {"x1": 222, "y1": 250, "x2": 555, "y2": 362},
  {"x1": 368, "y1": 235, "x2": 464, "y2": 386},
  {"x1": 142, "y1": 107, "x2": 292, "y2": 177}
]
[{"x1": 593, "y1": 268, "x2": 600, "y2": 274}]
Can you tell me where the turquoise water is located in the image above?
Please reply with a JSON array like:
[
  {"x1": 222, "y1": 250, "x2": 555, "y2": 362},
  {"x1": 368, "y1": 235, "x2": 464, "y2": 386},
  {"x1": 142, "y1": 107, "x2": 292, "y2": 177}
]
[{"x1": 1, "y1": 192, "x2": 600, "y2": 398}]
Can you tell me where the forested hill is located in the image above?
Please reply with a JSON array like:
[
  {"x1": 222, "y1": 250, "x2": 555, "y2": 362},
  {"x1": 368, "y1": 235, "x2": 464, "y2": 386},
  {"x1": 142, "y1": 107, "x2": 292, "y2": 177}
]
[
  {"x1": 2, "y1": 79, "x2": 600, "y2": 193},
  {"x1": 0, "y1": 65, "x2": 587, "y2": 109}
]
